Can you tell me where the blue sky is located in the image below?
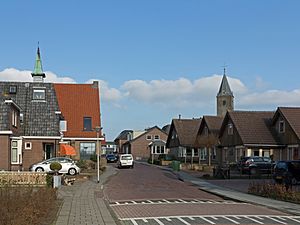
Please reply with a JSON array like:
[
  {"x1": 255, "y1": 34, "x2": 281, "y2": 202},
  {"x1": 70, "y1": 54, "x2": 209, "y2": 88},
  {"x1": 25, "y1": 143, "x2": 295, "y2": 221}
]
[{"x1": 1, "y1": 1, "x2": 300, "y2": 140}]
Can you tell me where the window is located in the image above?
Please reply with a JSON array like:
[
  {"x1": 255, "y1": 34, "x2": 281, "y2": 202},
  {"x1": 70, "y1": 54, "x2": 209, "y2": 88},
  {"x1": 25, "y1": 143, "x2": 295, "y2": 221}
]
[
  {"x1": 80, "y1": 142, "x2": 96, "y2": 160},
  {"x1": 204, "y1": 126, "x2": 208, "y2": 136},
  {"x1": 33, "y1": 89, "x2": 45, "y2": 100},
  {"x1": 146, "y1": 135, "x2": 152, "y2": 140},
  {"x1": 200, "y1": 148, "x2": 207, "y2": 160},
  {"x1": 228, "y1": 123, "x2": 233, "y2": 135},
  {"x1": 12, "y1": 110, "x2": 18, "y2": 127},
  {"x1": 83, "y1": 117, "x2": 92, "y2": 131},
  {"x1": 25, "y1": 142, "x2": 32, "y2": 150},
  {"x1": 9, "y1": 85, "x2": 17, "y2": 94},
  {"x1": 154, "y1": 135, "x2": 160, "y2": 140},
  {"x1": 11, "y1": 141, "x2": 18, "y2": 163},
  {"x1": 279, "y1": 120, "x2": 285, "y2": 133},
  {"x1": 223, "y1": 100, "x2": 226, "y2": 106}
]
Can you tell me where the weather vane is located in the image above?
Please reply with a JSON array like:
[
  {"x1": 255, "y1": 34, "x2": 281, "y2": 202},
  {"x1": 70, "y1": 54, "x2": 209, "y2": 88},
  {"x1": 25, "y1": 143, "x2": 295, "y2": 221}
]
[{"x1": 221, "y1": 63, "x2": 228, "y2": 76}]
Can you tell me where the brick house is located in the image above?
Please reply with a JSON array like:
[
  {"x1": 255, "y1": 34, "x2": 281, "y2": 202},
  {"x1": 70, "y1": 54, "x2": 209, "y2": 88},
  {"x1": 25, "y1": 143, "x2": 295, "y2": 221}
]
[
  {"x1": 0, "y1": 47, "x2": 102, "y2": 171},
  {"x1": 54, "y1": 82, "x2": 102, "y2": 161},
  {"x1": 166, "y1": 118, "x2": 201, "y2": 162},
  {"x1": 121, "y1": 126, "x2": 168, "y2": 160}
]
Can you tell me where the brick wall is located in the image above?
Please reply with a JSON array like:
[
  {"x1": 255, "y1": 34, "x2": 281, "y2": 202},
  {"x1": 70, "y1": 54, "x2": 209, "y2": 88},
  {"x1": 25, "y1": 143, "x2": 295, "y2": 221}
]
[
  {"x1": 130, "y1": 128, "x2": 168, "y2": 160},
  {"x1": 0, "y1": 135, "x2": 10, "y2": 170}
]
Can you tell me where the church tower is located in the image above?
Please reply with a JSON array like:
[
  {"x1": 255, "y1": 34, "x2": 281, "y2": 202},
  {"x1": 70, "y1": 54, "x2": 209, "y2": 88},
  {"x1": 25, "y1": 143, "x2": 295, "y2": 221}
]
[
  {"x1": 31, "y1": 46, "x2": 46, "y2": 82},
  {"x1": 216, "y1": 69, "x2": 234, "y2": 116}
]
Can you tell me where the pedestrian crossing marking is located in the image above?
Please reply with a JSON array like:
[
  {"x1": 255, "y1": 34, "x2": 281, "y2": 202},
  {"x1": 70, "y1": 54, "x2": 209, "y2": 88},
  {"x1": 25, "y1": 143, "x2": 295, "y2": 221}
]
[{"x1": 119, "y1": 215, "x2": 300, "y2": 225}]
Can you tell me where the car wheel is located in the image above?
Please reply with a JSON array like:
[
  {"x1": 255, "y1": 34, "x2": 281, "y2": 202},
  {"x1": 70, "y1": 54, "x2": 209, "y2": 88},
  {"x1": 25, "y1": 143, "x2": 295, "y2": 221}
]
[
  {"x1": 291, "y1": 177, "x2": 298, "y2": 185},
  {"x1": 250, "y1": 168, "x2": 257, "y2": 175},
  {"x1": 68, "y1": 168, "x2": 77, "y2": 176},
  {"x1": 131, "y1": 165, "x2": 134, "y2": 169},
  {"x1": 35, "y1": 167, "x2": 44, "y2": 172}
]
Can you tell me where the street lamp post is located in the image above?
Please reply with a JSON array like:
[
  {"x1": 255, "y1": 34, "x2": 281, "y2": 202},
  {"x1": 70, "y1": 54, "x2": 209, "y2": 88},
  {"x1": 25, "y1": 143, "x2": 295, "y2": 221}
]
[{"x1": 95, "y1": 126, "x2": 102, "y2": 183}]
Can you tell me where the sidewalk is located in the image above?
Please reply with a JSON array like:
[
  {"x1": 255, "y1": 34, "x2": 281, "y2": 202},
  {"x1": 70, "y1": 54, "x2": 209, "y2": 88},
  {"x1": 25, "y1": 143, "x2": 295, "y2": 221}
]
[
  {"x1": 54, "y1": 166, "x2": 118, "y2": 225},
  {"x1": 139, "y1": 162, "x2": 300, "y2": 216}
]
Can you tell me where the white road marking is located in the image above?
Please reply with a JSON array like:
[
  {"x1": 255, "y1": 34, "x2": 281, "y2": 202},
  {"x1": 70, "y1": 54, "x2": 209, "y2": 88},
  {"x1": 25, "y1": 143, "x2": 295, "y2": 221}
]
[
  {"x1": 267, "y1": 216, "x2": 287, "y2": 224},
  {"x1": 131, "y1": 201, "x2": 137, "y2": 204},
  {"x1": 200, "y1": 216, "x2": 216, "y2": 224},
  {"x1": 162, "y1": 199, "x2": 170, "y2": 203},
  {"x1": 119, "y1": 215, "x2": 300, "y2": 225},
  {"x1": 223, "y1": 216, "x2": 240, "y2": 224},
  {"x1": 244, "y1": 216, "x2": 264, "y2": 224},
  {"x1": 130, "y1": 219, "x2": 139, "y2": 225},
  {"x1": 147, "y1": 200, "x2": 154, "y2": 203},
  {"x1": 115, "y1": 202, "x2": 120, "y2": 205},
  {"x1": 178, "y1": 199, "x2": 188, "y2": 203},
  {"x1": 177, "y1": 217, "x2": 190, "y2": 225},
  {"x1": 154, "y1": 218, "x2": 164, "y2": 225},
  {"x1": 289, "y1": 217, "x2": 300, "y2": 223}
]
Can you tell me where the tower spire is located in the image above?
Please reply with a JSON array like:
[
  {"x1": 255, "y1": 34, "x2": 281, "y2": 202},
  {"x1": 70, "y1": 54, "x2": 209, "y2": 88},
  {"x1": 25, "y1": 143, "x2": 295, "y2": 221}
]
[{"x1": 31, "y1": 43, "x2": 45, "y2": 82}]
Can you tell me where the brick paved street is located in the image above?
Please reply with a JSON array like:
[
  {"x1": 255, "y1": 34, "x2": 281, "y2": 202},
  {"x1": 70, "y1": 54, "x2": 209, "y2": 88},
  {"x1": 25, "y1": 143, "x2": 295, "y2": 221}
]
[
  {"x1": 104, "y1": 163, "x2": 223, "y2": 202},
  {"x1": 104, "y1": 163, "x2": 298, "y2": 224}
]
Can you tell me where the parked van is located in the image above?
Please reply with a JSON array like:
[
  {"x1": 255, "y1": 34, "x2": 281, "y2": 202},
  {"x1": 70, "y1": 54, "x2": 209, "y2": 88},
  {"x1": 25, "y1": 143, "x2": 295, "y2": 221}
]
[{"x1": 118, "y1": 154, "x2": 134, "y2": 169}]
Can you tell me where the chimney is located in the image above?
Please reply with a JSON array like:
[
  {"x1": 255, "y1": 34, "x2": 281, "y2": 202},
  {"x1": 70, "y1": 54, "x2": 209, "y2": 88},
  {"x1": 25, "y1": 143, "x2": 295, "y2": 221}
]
[{"x1": 92, "y1": 81, "x2": 99, "y2": 89}]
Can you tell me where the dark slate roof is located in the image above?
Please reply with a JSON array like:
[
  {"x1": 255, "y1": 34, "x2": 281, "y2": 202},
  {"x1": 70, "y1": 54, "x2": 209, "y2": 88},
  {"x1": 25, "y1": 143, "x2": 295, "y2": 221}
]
[
  {"x1": 276, "y1": 107, "x2": 300, "y2": 139},
  {"x1": 0, "y1": 82, "x2": 60, "y2": 136},
  {"x1": 114, "y1": 130, "x2": 133, "y2": 141},
  {"x1": 173, "y1": 118, "x2": 202, "y2": 147},
  {"x1": 227, "y1": 111, "x2": 278, "y2": 145},
  {"x1": 162, "y1": 124, "x2": 171, "y2": 135},
  {"x1": 217, "y1": 75, "x2": 233, "y2": 97}
]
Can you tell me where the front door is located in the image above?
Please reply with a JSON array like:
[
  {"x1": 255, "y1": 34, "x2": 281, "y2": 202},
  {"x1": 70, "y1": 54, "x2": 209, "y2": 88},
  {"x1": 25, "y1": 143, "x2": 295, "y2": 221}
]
[{"x1": 44, "y1": 144, "x2": 54, "y2": 159}]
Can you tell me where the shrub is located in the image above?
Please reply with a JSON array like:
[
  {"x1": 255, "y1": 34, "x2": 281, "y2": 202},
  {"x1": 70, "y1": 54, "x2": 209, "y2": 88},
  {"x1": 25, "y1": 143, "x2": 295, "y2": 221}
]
[
  {"x1": 46, "y1": 174, "x2": 53, "y2": 187},
  {"x1": 248, "y1": 182, "x2": 300, "y2": 204},
  {"x1": 76, "y1": 160, "x2": 88, "y2": 169},
  {"x1": 0, "y1": 186, "x2": 58, "y2": 225},
  {"x1": 50, "y1": 162, "x2": 62, "y2": 172}
]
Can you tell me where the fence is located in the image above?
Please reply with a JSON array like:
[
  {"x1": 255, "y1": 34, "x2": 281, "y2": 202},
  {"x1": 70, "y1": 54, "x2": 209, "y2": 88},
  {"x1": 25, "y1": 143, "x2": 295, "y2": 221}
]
[{"x1": 0, "y1": 171, "x2": 47, "y2": 186}]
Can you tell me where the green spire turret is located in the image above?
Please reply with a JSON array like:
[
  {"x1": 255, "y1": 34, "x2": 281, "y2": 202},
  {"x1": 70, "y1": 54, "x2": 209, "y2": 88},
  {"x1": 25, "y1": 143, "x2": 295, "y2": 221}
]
[{"x1": 31, "y1": 46, "x2": 45, "y2": 82}]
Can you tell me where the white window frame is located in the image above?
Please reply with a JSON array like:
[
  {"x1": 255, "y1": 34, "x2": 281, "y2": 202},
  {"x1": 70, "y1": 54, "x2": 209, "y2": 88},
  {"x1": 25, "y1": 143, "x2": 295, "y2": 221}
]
[
  {"x1": 33, "y1": 89, "x2": 45, "y2": 100},
  {"x1": 200, "y1": 148, "x2": 207, "y2": 160},
  {"x1": 25, "y1": 142, "x2": 32, "y2": 150},
  {"x1": 146, "y1": 135, "x2": 152, "y2": 140},
  {"x1": 12, "y1": 110, "x2": 18, "y2": 127},
  {"x1": 154, "y1": 135, "x2": 160, "y2": 140},
  {"x1": 11, "y1": 140, "x2": 22, "y2": 164}
]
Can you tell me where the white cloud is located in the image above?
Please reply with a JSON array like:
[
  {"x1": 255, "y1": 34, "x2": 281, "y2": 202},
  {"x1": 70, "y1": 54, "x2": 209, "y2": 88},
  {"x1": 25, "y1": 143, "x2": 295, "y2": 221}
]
[
  {"x1": 239, "y1": 89, "x2": 300, "y2": 107},
  {"x1": 0, "y1": 68, "x2": 75, "y2": 83},
  {"x1": 86, "y1": 79, "x2": 122, "y2": 103},
  {"x1": 121, "y1": 75, "x2": 247, "y2": 107}
]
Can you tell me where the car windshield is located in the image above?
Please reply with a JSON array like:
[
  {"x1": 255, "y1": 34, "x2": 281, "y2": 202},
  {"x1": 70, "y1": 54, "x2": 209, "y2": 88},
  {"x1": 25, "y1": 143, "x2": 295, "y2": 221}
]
[{"x1": 121, "y1": 155, "x2": 132, "y2": 160}]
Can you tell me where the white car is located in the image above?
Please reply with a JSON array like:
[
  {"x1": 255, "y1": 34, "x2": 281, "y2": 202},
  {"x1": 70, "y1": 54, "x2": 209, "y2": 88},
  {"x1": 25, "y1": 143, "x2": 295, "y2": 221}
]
[
  {"x1": 118, "y1": 154, "x2": 134, "y2": 168},
  {"x1": 29, "y1": 157, "x2": 80, "y2": 175}
]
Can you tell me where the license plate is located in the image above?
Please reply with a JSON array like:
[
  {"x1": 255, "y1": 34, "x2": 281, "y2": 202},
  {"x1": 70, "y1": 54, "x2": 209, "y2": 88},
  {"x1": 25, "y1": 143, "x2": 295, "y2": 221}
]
[{"x1": 276, "y1": 176, "x2": 282, "y2": 179}]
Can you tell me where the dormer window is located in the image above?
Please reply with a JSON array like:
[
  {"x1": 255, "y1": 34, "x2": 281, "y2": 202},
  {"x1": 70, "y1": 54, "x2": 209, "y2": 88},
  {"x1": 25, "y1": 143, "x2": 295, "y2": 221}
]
[
  {"x1": 9, "y1": 85, "x2": 17, "y2": 94},
  {"x1": 33, "y1": 89, "x2": 45, "y2": 100},
  {"x1": 204, "y1": 126, "x2": 208, "y2": 136},
  {"x1": 228, "y1": 123, "x2": 233, "y2": 135},
  {"x1": 279, "y1": 120, "x2": 285, "y2": 133},
  {"x1": 154, "y1": 135, "x2": 160, "y2": 140}
]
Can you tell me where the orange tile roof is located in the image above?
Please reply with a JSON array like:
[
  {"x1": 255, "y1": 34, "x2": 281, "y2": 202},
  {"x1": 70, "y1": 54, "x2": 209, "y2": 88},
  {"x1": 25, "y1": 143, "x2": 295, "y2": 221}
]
[{"x1": 54, "y1": 83, "x2": 101, "y2": 138}]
